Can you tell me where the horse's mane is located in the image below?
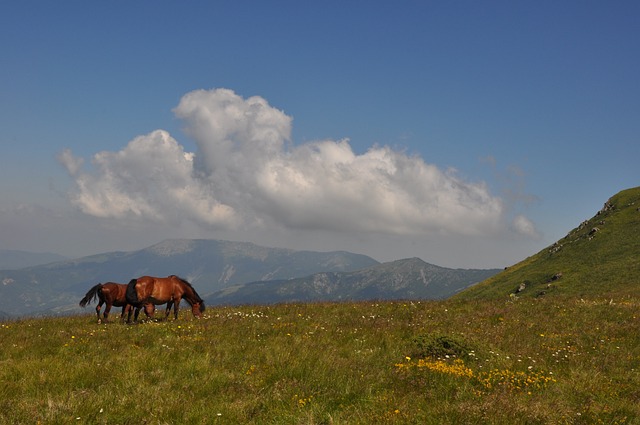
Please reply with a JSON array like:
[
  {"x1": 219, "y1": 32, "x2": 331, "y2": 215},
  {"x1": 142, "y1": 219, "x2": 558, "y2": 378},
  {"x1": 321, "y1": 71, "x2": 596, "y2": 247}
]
[
  {"x1": 170, "y1": 275, "x2": 204, "y2": 303},
  {"x1": 170, "y1": 275, "x2": 205, "y2": 311}
]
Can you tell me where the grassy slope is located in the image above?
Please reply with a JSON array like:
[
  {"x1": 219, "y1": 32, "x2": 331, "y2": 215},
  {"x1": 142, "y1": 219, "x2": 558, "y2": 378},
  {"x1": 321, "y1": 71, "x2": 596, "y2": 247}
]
[
  {"x1": 2, "y1": 296, "x2": 639, "y2": 424},
  {"x1": 455, "y1": 186, "x2": 640, "y2": 301},
  {"x1": 1, "y1": 187, "x2": 639, "y2": 424}
]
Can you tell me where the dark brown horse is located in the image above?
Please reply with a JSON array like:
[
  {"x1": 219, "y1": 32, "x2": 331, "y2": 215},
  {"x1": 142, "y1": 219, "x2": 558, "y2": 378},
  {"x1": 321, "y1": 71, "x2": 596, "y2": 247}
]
[
  {"x1": 126, "y1": 275, "x2": 205, "y2": 321},
  {"x1": 79, "y1": 282, "x2": 142, "y2": 324}
]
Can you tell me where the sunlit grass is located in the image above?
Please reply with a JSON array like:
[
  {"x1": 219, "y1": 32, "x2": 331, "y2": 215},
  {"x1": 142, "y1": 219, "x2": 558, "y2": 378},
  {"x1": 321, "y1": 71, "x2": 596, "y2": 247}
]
[{"x1": 1, "y1": 295, "x2": 639, "y2": 424}]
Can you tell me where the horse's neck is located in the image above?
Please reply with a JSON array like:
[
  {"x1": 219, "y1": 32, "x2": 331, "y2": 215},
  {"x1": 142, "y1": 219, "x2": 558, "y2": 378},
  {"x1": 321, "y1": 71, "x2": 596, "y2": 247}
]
[{"x1": 182, "y1": 289, "x2": 195, "y2": 302}]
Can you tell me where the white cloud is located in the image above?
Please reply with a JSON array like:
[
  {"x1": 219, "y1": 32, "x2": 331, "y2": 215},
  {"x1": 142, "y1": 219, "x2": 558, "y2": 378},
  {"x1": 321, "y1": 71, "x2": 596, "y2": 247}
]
[
  {"x1": 57, "y1": 149, "x2": 84, "y2": 176},
  {"x1": 59, "y1": 129, "x2": 237, "y2": 227},
  {"x1": 511, "y1": 214, "x2": 540, "y2": 238},
  {"x1": 61, "y1": 88, "x2": 528, "y2": 240}
]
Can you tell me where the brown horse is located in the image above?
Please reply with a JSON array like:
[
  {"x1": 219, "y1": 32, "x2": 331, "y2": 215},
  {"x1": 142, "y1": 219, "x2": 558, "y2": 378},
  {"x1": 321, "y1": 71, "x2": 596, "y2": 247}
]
[
  {"x1": 79, "y1": 282, "x2": 165, "y2": 324},
  {"x1": 79, "y1": 282, "x2": 141, "y2": 324},
  {"x1": 126, "y1": 275, "x2": 205, "y2": 321}
]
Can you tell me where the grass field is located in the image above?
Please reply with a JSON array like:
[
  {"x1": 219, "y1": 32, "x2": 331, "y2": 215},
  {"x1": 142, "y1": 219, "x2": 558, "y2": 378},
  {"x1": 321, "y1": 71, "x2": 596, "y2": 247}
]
[{"x1": 2, "y1": 294, "x2": 639, "y2": 424}]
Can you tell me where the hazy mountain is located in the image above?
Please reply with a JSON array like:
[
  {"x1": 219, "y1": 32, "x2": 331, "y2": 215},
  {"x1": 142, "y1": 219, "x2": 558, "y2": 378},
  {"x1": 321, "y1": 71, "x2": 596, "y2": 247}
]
[
  {"x1": 0, "y1": 249, "x2": 69, "y2": 269},
  {"x1": 455, "y1": 186, "x2": 640, "y2": 301},
  {"x1": 0, "y1": 239, "x2": 378, "y2": 317},
  {"x1": 206, "y1": 257, "x2": 500, "y2": 305}
]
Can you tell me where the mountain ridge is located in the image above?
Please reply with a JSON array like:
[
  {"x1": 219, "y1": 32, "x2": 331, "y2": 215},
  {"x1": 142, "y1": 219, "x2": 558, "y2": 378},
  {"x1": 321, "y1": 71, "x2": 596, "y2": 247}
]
[
  {"x1": 0, "y1": 239, "x2": 379, "y2": 317},
  {"x1": 206, "y1": 257, "x2": 500, "y2": 305},
  {"x1": 0, "y1": 249, "x2": 69, "y2": 270}
]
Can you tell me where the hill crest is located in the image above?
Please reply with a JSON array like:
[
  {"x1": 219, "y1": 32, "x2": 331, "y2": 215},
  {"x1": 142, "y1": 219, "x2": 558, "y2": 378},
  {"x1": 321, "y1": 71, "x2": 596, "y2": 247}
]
[{"x1": 455, "y1": 186, "x2": 640, "y2": 301}]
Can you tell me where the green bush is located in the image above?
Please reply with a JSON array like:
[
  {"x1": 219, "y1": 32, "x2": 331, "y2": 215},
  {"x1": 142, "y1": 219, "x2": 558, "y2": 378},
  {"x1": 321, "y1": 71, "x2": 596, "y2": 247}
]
[{"x1": 412, "y1": 333, "x2": 477, "y2": 360}]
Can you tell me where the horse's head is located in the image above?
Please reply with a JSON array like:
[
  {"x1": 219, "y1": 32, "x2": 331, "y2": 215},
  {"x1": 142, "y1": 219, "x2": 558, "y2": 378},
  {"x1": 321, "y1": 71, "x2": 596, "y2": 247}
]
[{"x1": 191, "y1": 301, "x2": 205, "y2": 318}]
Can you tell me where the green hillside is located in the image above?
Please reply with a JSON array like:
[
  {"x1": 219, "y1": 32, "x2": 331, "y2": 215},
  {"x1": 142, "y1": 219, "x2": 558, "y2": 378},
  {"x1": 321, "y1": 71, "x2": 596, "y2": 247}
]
[{"x1": 456, "y1": 186, "x2": 640, "y2": 301}]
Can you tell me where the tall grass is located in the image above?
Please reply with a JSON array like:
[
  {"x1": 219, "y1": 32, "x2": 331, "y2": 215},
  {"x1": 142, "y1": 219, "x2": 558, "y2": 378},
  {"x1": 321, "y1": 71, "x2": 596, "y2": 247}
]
[{"x1": 2, "y1": 294, "x2": 639, "y2": 424}]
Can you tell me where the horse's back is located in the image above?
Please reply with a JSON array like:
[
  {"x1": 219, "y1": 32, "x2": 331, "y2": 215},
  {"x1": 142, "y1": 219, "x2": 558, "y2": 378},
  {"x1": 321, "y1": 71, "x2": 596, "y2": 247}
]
[
  {"x1": 101, "y1": 282, "x2": 128, "y2": 306},
  {"x1": 149, "y1": 276, "x2": 175, "y2": 303},
  {"x1": 130, "y1": 276, "x2": 170, "y2": 304}
]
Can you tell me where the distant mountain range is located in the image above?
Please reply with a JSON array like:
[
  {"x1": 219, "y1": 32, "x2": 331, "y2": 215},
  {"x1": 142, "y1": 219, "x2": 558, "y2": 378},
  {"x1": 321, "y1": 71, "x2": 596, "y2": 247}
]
[
  {"x1": 0, "y1": 239, "x2": 499, "y2": 318},
  {"x1": 0, "y1": 249, "x2": 68, "y2": 269},
  {"x1": 207, "y1": 257, "x2": 499, "y2": 305},
  {"x1": 0, "y1": 239, "x2": 377, "y2": 317}
]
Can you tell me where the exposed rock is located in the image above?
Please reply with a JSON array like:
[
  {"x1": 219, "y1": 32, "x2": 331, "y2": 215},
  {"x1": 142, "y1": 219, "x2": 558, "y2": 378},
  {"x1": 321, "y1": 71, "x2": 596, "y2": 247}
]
[
  {"x1": 598, "y1": 200, "x2": 615, "y2": 215},
  {"x1": 549, "y1": 242, "x2": 562, "y2": 254},
  {"x1": 549, "y1": 272, "x2": 563, "y2": 282}
]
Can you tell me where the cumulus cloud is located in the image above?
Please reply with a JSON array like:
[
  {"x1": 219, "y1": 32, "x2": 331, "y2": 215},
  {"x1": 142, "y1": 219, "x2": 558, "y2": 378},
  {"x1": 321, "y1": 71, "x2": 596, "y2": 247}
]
[
  {"x1": 59, "y1": 130, "x2": 237, "y2": 227},
  {"x1": 60, "y1": 88, "x2": 526, "y2": 238}
]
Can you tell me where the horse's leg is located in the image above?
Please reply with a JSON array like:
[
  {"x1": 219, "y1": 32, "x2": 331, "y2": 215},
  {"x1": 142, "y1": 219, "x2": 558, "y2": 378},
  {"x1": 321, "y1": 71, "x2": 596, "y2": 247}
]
[
  {"x1": 164, "y1": 301, "x2": 173, "y2": 321},
  {"x1": 129, "y1": 304, "x2": 142, "y2": 323},
  {"x1": 103, "y1": 303, "x2": 112, "y2": 323},
  {"x1": 173, "y1": 298, "x2": 181, "y2": 320},
  {"x1": 120, "y1": 305, "x2": 129, "y2": 324},
  {"x1": 133, "y1": 305, "x2": 142, "y2": 323},
  {"x1": 96, "y1": 301, "x2": 104, "y2": 324}
]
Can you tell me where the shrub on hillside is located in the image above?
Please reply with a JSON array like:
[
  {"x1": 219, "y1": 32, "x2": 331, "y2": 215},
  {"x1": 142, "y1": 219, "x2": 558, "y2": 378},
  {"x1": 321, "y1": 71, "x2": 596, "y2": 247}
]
[{"x1": 412, "y1": 333, "x2": 479, "y2": 361}]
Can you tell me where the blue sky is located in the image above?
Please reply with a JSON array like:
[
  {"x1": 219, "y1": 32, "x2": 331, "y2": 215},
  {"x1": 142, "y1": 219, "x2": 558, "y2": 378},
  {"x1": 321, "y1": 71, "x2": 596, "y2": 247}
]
[{"x1": 1, "y1": 1, "x2": 638, "y2": 268}]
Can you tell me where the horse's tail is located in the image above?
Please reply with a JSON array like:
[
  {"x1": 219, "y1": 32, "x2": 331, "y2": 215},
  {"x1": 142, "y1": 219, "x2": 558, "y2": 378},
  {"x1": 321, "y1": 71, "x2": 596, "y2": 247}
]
[
  {"x1": 125, "y1": 279, "x2": 139, "y2": 305},
  {"x1": 79, "y1": 283, "x2": 102, "y2": 307}
]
